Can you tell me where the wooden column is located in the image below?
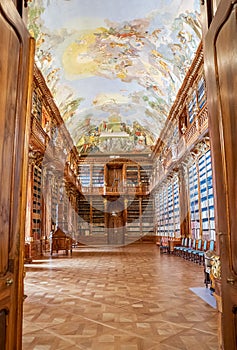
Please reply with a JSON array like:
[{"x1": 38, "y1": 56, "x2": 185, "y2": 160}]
[{"x1": 178, "y1": 163, "x2": 190, "y2": 237}]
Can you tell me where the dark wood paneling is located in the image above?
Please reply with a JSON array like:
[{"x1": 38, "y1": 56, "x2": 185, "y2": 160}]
[{"x1": 204, "y1": 1, "x2": 237, "y2": 348}]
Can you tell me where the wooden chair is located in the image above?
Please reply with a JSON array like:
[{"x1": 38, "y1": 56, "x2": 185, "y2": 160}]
[
  {"x1": 209, "y1": 240, "x2": 215, "y2": 252},
  {"x1": 178, "y1": 238, "x2": 190, "y2": 257},
  {"x1": 160, "y1": 236, "x2": 169, "y2": 254},
  {"x1": 181, "y1": 238, "x2": 193, "y2": 259},
  {"x1": 185, "y1": 239, "x2": 197, "y2": 260},
  {"x1": 197, "y1": 240, "x2": 208, "y2": 265},
  {"x1": 173, "y1": 237, "x2": 185, "y2": 256},
  {"x1": 191, "y1": 239, "x2": 202, "y2": 262}
]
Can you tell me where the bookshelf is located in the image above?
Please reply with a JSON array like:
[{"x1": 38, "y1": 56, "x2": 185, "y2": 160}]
[
  {"x1": 79, "y1": 164, "x2": 91, "y2": 187},
  {"x1": 91, "y1": 197, "x2": 105, "y2": 234},
  {"x1": 197, "y1": 76, "x2": 206, "y2": 109},
  {"x1": 173, "y1": 180, "x2": 180, "y2": 236},
  {"x1": 154, "y1": 179, "x2": 180, "y2": 237},
  {"x1": 92, "y1": 165, "x2": 104, "y2": 187},
  {"x1": 32, "y1": 89, "x2": 42, "y2": 123},
  {"x1": 141, "y1": 195, "x2": 154, "y2": 234},
  {"x1": 32, "y1": 165, "x2": 42, "y2": 240},
  {"x1": 167, "y1": 184, "x2": 173, "y2": 236},
  {"x1": 126, "y1": 164, "x2": 139, "y2": 187},
  {"x1": 187, "y1": 91, "x2": 197, "y2": 124},
  {"x1": 78, "y1": 195, "x2": 91, "y2": 235},
  {"x1": 198, "y1": 150, "x2": 215, "y2": 240},
  {"x1": 140, "y1": 165, "x2": 152, "y2": 192},
  {"x1": 188, "y1": 162, "x2": 200, "y2": 239},
  {"x1": 51, "y1": 180, "x2": 58, "y2": 230},
  {"x1": 126, "y1": 196, "x2": 141, "y2": 235}
]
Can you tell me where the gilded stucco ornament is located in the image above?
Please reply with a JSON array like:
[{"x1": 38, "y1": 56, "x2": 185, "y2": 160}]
[{"x1": 211, "y1": 254, "x2": 221, "y2": 280}]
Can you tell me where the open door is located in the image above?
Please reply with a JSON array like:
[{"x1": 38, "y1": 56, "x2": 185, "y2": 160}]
[
  {"x1": 203, "y1": 1, "x2": 237, "y2": 348},
  {"x1": 0, "y1": 1, "x2": 33, "y2": 349}
]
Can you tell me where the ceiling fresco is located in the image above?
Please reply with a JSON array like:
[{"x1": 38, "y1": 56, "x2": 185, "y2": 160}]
[{"x1": 28, "y1": 0, "x2": 202, "y2": 154}]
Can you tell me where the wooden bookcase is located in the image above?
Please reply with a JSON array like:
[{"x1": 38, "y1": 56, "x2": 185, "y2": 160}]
[
  {"x1": 32, "y1": 89, "x2": 42, "y2": 123},
  {"x1": 198, "y1": 150, "x2": 215, "y2": 240},
  {"x1": 126, "y1": 196, "x2": 141, "y2": 235},
  {"x1": 141, "y1": 196, "x2": 153, "y2": 234},
  {"x1": 51, "y1": 181, "x2": 58, "y2": 230},
  {"x1": 92, "y1": 165, "x2": 104, "y2": 187},
  {"x1": 126, "y1": 164, "x2": 139, "y2": 187},
  {"x1": 91, "y1": 196, "x2": 105, "y2": 234},
  {"x1": 32, "y1": 165, "x2": 42, "y2": 240},
  {"x1": 78, "y1": 195, "x2": 91, "y2": 235},
  {"x1": 79, "y1": 165, "x2": 91, "y2": 187}
]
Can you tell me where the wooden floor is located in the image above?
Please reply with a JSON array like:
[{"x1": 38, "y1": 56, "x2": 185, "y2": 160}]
[{"x1": 23, "y1": 243, "x2": 218, "y2": 350}]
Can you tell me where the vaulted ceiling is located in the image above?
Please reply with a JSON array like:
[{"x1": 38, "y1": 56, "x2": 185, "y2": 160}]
[{"x1": 28, "y1": 0, "x2": 202, "y2": 155}]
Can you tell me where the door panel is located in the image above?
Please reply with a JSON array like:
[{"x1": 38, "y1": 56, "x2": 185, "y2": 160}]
[
  {"x1": 108, "y1": 214, "x2": 125, "y2": 245},
  {"x1": 0, "y1": 13, "x2": 20, "y2": 276},
  {"x1": 107, "y1": 165, "x2": 123, "y2": 191},
  {"x1": 0, "y1": 309, "x2": 7, "y2": 349},
  {"x1": 203, "y1": 1, "x2": 237, "y2": 348},
  {"x1": 215, "y1": 9, "x2": 237, "y2": 274},
  {"x1": 107, "y1": 199, "x2": 125, "y2": 245},
  {"x1": 0, "y1": 1, "x2": 33, "y2": 349}
]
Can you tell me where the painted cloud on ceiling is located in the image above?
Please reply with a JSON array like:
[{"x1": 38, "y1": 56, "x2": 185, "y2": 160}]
[{"x1": 28, "y1": 0, "x2": 201, "y2": 154}]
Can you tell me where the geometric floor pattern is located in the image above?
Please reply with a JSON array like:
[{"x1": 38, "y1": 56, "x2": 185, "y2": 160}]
[{"x1": 23, "y1": 243, "x2": 219, "y2": 350}]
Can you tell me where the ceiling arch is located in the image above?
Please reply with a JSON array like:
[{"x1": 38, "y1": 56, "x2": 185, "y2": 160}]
[{"x1": 28, "y1": 0, "x2": 202, "y2": 154}]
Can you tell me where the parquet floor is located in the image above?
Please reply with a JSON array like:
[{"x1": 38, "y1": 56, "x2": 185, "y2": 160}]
[{"x1": 23, "y1": 243, "x2": 218, "y2": 350}]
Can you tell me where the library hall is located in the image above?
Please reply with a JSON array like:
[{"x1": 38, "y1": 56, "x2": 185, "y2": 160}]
[{"x1": 0, "y1": 1, "x2": 236, "y2": 349}]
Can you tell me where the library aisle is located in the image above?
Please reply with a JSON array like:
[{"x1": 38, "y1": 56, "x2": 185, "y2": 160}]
[{"x1": 23, "y1": 243, "x2": 218, "y2": 350}]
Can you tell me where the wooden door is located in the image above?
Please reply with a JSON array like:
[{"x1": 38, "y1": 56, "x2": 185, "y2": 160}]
[
  {"x1": 0, "y1": 1, "x2": 33, "y2": 349},
  {"x1": 107, "y1": 164, "x2": 123, "y2": 192},
  {"x1": 203, "y1": 1, "x2": 237, "y2": 348},
  {"x1": 107, "y1": 199, "x2": 125, "y2": 245}
]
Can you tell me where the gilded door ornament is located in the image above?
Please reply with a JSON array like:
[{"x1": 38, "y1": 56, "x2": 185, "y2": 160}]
[{"x1": 211, "y1": 255, "x2": 221, "y2": 280}]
